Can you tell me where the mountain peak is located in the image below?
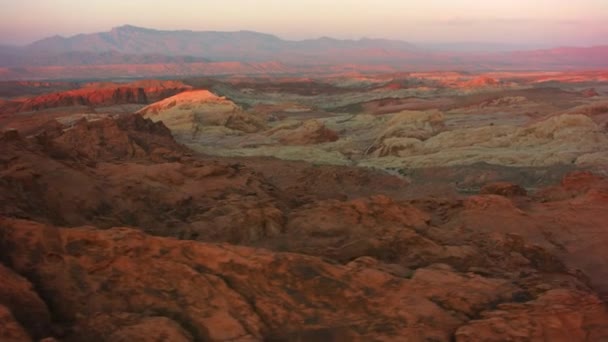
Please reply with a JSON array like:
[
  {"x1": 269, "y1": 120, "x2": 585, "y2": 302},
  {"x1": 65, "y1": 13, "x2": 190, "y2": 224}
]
[
  {"x1": 110, "y1": 25, "x2": 153, "y2": 33},
  {"x1": 39, "y1": 34, "x2": 66, "y2": 42}
]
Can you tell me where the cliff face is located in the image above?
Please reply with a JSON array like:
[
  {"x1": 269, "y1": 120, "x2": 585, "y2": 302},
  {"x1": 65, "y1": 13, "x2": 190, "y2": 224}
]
[
  {"x1": 15, "y1": 87, "x2": 148, "y2": 112},
  {"x1": 0, "y1": 80, "x2": 192, "y2": 113},
  {"x1": 1, "y1": 114, "x2": 608, "y2": 340}
]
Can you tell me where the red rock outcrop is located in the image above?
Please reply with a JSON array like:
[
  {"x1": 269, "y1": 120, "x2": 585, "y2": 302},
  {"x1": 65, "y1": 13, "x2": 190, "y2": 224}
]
[
  {"x1": 0, "y1": 305, "x2": 32, "y2": 342},
  {"x1": 0, "y1": 115, "x2": 282, "y2": 238},
  {"x1": 11, "y1": 87, "x2": 148, "y2": 113},
  {"x1": 479, "y1": 182, "x2": 528, "y2": 197},
  {"x1": 455, "y1": 289, "x2": 608, "y2": 341},
  {"x1": 2, "y1": 212, "x2": 608, "y2": 341},
  {"x1": 2, "y1": 218, "x2": 607, "y2": 341},
  {"x1": 0, "y1": 80, "x2": 191, "y2": 113},
  {"x1": 84, "y1": 80, "x2": 192, "y2": 102},
  {"x1": 1, "y1": 114, "x2": 608, "y2": 340},
  {"x1": 0, "y1": 264, "x2": 52, "y2": 339},
  {"x1": 459, "y1": 76, "x2": 500, "y2": 88},
  {"x1": 581, "y1": 88, "x2": 600, "y2": 97}
]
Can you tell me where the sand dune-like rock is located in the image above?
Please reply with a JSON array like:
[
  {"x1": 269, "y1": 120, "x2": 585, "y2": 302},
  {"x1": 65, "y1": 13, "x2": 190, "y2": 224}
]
[
  {"x1": 378, "y1": 110, "x2": 445, "y2": 140},
  {"x1": 196, "y1": 144, "x2": 351, "y2": 166},
  {"x1": 575, "y1": 151, "x2": 608, "y2": 166},
  {"x1": 138, "y1": 90, "x2": 237, "y2": 116},
  {"x1": 477, "y1": 96, "x2": 528, "y2": 108},
  {"x1": 266, "y1": 119, "x2": 339, "y2": 145},
  {"x1": 364, "y1": 114, "x2": 608, "y2": 168},
  {"x1": 566, "y1": 101, "x2": 608, "y2": 123},
  {"x1": 138, "y1": 90, "x2": 266, "y2": 138},
  {"x1": 368, "y1": 110, "x2": 444, "y2": 156}
]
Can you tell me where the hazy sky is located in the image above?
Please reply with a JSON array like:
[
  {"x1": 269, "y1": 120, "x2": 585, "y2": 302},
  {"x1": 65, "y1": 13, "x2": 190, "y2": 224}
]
[{"x1": 1, "y1": 0, "x2": 607, "y2": 46}]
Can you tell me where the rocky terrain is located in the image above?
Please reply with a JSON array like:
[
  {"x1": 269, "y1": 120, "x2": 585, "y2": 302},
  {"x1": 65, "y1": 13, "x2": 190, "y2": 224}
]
[
  {"x1": 1, "y1": 71, "x2": 608, "y2": 341},
  {"x1": 132, "y1": 72, "x2": 608, "y2": 181},
  {"x1": 0, "y1": 80, "x2": 191, "y2": 113}
]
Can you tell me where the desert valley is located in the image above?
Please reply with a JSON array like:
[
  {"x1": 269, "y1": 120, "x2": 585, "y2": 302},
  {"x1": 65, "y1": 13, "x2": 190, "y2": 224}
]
[{"x1": 1, "y1": 16, "x2": 608, "y2": 342}]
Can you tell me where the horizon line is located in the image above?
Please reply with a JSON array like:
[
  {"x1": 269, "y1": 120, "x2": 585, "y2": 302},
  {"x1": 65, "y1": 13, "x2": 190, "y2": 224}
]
[{"x1": 2, "y1": 24, "x2": 607, "y2": 51}]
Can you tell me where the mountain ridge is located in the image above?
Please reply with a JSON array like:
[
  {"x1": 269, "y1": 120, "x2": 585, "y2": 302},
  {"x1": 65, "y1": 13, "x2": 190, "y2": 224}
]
[
  {"x1": 1, "y1": 25, "x2": 608, "y2": 80},
  {"x1": 23, "y1": 25, "x2": 417, "y2": 61}
]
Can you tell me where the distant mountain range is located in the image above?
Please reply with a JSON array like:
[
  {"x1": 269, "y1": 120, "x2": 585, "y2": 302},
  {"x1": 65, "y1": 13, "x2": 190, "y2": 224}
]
[
  {"x1": 1, "y1": 25, "x2": 608, "y2": 80},
  {"x1": 1, "y1": 25, "x2": 417, "y2": 66}
]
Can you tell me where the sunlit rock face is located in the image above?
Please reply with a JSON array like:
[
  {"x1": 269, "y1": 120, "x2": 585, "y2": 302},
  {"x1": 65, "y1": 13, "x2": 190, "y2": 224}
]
[{"x1": 138, "y1": 90, "x2": 267, "y2": 140}]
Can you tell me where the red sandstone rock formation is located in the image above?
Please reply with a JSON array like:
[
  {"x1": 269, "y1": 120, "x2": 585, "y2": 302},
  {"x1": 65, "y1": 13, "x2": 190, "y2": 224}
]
[
  {"x1": 0, "y1": 81, "x2": 191, "y2": 113},
  {"x1": 1, "y1": 115, "x2": 608, "y2": 340}
]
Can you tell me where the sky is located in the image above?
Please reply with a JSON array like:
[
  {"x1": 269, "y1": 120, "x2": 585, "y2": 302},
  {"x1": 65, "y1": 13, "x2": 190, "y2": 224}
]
[{"x1": 1, "y1": 0, "x2": 607, "y2": 47}]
